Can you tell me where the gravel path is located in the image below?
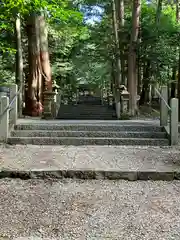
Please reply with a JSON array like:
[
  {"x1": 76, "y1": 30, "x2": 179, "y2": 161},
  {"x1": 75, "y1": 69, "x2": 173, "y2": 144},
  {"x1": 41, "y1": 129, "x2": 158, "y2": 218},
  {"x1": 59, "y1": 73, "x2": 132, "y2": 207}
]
[
  {"x1": 0, "y1": 145, "x2": 180, "y2": 172},
  {"x1": 0, "y1": 179, "x2": 180, "y2": 239}
]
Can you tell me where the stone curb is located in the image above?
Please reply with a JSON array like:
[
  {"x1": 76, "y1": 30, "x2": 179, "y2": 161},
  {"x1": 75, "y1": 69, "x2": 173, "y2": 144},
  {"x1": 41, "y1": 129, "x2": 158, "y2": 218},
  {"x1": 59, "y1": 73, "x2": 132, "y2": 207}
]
[
  {"x1": 0, "y1": 169, "x2": 180, "y2": 181},
  {"x1": 7, "y1": 137, "x2": 169, "y2": 146}
]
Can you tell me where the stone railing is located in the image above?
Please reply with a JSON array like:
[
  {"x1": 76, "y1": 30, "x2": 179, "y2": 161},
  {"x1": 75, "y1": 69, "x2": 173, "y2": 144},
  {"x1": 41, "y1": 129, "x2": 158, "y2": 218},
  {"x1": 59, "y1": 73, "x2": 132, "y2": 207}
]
[
  {"x1": 0, "y1": 84, "x2": 18, "y2": 141},
  {"x1": 0, "y1": 84, "x2": 62, "y2": 141},
  {"x1": 155, "y1": 86, "x2": 179, "y2": 145}
]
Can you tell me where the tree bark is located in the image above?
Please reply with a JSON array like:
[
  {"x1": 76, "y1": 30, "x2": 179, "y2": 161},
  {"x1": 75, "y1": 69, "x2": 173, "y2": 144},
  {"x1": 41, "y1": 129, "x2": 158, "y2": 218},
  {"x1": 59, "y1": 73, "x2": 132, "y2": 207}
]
[
  {"x1": 116, "y1": 0, "x2": 125, "y2": 84},
  {"x1": 112, "y1": 0, "x2": 121, "y2": 86},
  {"x1": 24, "y1": 14, "x2": 52, "y2": 117},
  {"x1": 111, "y1": 59, "x2": 116, "y2": 111},
  {"x1": 175, "y1": 0, "x2": 180, "y2": 120},
  {"x1": 15, "y1": 14, "x2": 23, "y2": 116},
  {"x1": 155, "y1": 0, "x2": 163, "y2": 26},
  {"x1": 139, "y1": 61, "x2": 150, "y2": 105},
  {"x1": 112, "y1": 0, "x2": 121, "y2": 118},
  {"x1": 128, "y1": 0, "x2": 141, "y2": 116},
  {"x1": 15, "y1": 14, "x2": 23, "y2": 87},
  {"x1": 171, "y1": 66, "x2": 176, "y2": 98},
  {"x1": 25, "y1": 14, "x2": 43, "y2": 116},
  {"x1": 39, "y1": 15, "x2": 52, "y2": 92},
  {"x1": 170, "y1": 0, "x2": 179, "y2": 98}
]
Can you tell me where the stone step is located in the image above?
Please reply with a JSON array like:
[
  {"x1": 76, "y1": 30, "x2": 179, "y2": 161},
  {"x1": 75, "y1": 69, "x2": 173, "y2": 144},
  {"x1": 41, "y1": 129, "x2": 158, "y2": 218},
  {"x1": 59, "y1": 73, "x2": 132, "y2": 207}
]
[
  {"x1": 60, "y1": 111, "x2": 114, "y2": 112},
  {"x1": 7, "y1": 136, "x2": 169, "y2": 146},
  {"x1": 14, "y1": 123, "x2": 163, "y2": 132},
  {"x1": 58, "y1": 112, "x2": 115, "y2": 115},
  {"x1": 57, "y1": 104, "x2": 115, "y2": 120},
  {"x1": 58, "y1": 111, "x2": 114, "y2": 115},
  {"x1": 59, "y1": 108, "x2": 114, "y2": 111},
  {"x1": 58, "y1": 110, "x2": 115, "y2": 118},
  {"x1": 59, "y1": 104, "x2": 112, "y2": 109},
  {"x1": 57, "y1": 116, "x2": 116, "y2": 120},
  {"x1": 0, "y1": 145, "x2": 179, "y2": 181},
  {"x1": 10, "y1": 130, "x2": 167, "y2": 139}
]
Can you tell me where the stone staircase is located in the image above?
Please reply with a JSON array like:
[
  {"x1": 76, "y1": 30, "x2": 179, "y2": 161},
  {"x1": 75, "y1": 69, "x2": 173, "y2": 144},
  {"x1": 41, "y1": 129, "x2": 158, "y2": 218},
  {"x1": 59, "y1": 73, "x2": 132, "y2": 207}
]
[
  {"x1": 7, "y1": 120, "x2": 169, "y2": 146},
  {"x1": 57, "y1": 104, "x2": 116, "y2": 120}
]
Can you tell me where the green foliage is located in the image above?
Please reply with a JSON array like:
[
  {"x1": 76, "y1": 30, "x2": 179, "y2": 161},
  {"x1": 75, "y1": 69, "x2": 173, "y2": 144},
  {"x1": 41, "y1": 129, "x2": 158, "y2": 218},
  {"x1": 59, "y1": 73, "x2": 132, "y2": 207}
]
[
  {"x1": 0, "y1": 0, "x2": 180, "y2": 92},
  {"x1": 0, "y1": 0, "x2": 86, "y2": 84},
  {"x1": 140, "y1": 2, "x2": 179, "y2": 83}
]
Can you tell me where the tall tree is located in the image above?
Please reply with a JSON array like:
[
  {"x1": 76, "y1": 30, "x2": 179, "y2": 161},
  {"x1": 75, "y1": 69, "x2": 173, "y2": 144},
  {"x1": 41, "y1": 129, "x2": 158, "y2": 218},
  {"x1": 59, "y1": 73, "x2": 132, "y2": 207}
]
[
  {"x1": 112, "y1": 0, "x2": 121, "y2": 118},
  {"x1": 128, "y1": 0, "x2": 141, "y2": 116},
  {"x1": 156, "y1": 0, "x2": 163, "y2": 25},
  {"x1": 116, "y1": 0, "x2": 125, "y2": 84},
  {"x1": 171, "y1": 0, "x2": 179, "y2": 98},
  {"x1": 25, "y1": 13, "x2": 43, "y2": 116},
  {"x1": 15, "y1": 13, "x2": 23, "y2": 116},
  {"x1": 39, "y1": 15, "x2": 52, "y2": 92},
  {"x1": 176, "y1": 0, "x2": 180, "y2": 119}
]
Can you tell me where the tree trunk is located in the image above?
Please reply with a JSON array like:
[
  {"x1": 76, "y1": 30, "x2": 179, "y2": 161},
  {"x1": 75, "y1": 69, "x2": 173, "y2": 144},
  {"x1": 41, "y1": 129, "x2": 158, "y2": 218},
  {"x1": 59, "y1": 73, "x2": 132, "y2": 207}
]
[
  {"x1": 139, "y1": 61, "x2": 150, "y2": 105},
  {"x1": 171, "y1": 66, "x2": 176, "y2": 98},
  {"x1": 178, "y1": 50, "x2": 180, "y2": 120},
  {"x1": 15, "y1": 14, "x2": 23, "y2": 116},
  {"x1": 112, "y1": 0, "x2": 121, "y2": 118},
  {"x1": 25, "y1": 14, "x2": 43, "y2": 116},
  {"x1": 39, "y1": 15, "x2": 52, "y2": 92},
  {"x1": 128, "y1": 0, "x2": 141, "y2": 116},
  {"x1": 155, "y1": 0, "x2": 163, "y2": 25},
  {"x1": 24, "y1": 14, "x2": 52, "y2": 117},
  {"x1": 175, "y1": 0, "x2": 180, "y2": 120},
  {"x1": 111, "y1": 59, "x2": 116, "y2": 112},
  {"x1": 171, "y1": 1, "x2": 179, "y2": 98},
  {"x1": 137, "y1": 53, "x2": 141, "y2": 95},
  {"x1": 15, "y1": 14, "x2": 23, "y2": 87},
  {"x1": 116, "y1": 0, "x2": 125, "y2": 84},
  {"x1": 137, "y1": 15, "x2": 142, "y2": 96}
]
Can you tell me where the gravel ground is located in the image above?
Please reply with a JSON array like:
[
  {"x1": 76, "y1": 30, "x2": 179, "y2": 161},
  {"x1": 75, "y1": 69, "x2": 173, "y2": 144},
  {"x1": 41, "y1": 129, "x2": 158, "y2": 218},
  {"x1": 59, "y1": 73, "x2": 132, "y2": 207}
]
[
  {"x1": 0, "y1": 179, "x2": 180, "y2": 239},
  {"x1": 0, "y1": 145, "x2": 180, "y2": 172}
]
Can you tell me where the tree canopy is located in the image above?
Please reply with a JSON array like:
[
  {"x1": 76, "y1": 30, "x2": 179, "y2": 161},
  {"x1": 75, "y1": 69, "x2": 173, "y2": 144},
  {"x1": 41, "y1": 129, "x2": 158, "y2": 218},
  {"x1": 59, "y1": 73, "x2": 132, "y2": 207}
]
[{"x1": 0, "y1": 0, "x2": 180, "y2": 109}]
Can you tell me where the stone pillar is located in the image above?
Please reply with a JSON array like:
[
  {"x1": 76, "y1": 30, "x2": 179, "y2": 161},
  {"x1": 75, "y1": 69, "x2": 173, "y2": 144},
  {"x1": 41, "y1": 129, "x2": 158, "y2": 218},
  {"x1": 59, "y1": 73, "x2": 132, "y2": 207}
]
[
  {"x1": 55, "y1": 90, "x2": 61, "y2": 116},
  {"x1": 42, "y1": 91, "x2": 56, "y2": 119},
  {"x1": 160, "y1": 86, "x2": 168, "y2": 126},
  {"x1": 108, "y1": 93, "x2": 113, "y2": 106},
  {"x1": 120, "y1": 89, "x2": 130, "y2": 114},
  {"x1": 170, "y1": 98, "x2": 179, "y2": 145},
  {"x1": 10, "y1": 84, "x2": 18, "y2": 125},
  {"x1": 52, "y1": 89, "x2": 57, "y2": 118},
  {"x1": 0, "y1": 96, "x2": 9, "y2": 141}
]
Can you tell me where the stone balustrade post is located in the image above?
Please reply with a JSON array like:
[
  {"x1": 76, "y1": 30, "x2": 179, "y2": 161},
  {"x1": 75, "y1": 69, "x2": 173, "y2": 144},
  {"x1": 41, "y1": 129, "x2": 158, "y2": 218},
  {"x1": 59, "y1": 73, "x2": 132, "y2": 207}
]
[
  {"x1": 10, "y1": 84, "x2": 18, "y2": 125},
  {"x1": 0, "y1": 96, "x2": 9, "y2": 141},
  {"x1": 160, "y1": 86, "x2": 168, "y2": 126},
  {"x1": 170, "y1": 98, "x2": 179, "y2": 145}
]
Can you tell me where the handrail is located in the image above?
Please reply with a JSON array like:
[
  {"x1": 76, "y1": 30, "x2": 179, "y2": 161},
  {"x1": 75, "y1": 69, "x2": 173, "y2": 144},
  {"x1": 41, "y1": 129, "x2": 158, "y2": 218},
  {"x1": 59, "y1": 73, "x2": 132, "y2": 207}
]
[
  {"x1": 0, "y1": 82, "x2": 23, "y2": 121},
  {"x1": 155, "y1": 88, "x2": 171, "y2": 111}
]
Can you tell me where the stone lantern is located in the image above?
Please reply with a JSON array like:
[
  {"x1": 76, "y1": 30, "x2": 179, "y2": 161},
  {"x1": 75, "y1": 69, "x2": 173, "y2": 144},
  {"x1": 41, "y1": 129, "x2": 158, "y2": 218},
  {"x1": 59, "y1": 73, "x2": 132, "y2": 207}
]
[
  {"x1": 72, "y1": 92, "x2": 77, "y2": 105},
  {"x1": 42, "y1": 80, "x2": 60, "y2": 119},
  {"x1": 120, "y1": 85, "x2": 130, "y2": 114},
  {"x1": 108, "y1": 92, "x2": 113, "y2": 106},
  {"x1": 52, "y1": 82, "x2": 60, "y2": 118},
  {"x1": 42, "y1": 91, "x2": 56, "y2": 119}
]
